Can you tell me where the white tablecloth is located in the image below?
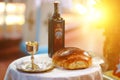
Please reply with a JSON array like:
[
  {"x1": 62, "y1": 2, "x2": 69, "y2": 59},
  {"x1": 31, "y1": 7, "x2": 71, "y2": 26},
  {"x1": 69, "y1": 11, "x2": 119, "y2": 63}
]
[{"x1": 4, "y1": 54, "x2": 103, "y2": 80}]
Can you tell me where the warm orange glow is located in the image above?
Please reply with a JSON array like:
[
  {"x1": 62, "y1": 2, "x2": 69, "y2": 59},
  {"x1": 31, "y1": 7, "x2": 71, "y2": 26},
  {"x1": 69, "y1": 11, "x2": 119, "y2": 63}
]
[
  {"x1": 72, "y1": 0, "x2": 108, "y2": 28},
  {"x1": 0, "y1": 3, "x2": 5, "y2": 13},
  {"x1": 5, "y1": 15, "x2": 25, "y2": 25},
  {"x1": 85, "y1": 8, "x2": 103, "y2": 21},
  {"x1": 6, "y1": 3, "x2": 25, "y2": 14},
  {"x1": 74, "y1": 4, "x2": 87, "y2": 15},
  {"x1": 0, "y1": 2, "x2": 25, "y2": 25}
]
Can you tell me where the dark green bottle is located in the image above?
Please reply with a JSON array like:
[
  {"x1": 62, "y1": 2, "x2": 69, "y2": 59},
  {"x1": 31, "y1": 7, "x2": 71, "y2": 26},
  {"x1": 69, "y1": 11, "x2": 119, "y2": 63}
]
[{"x1": 48, "y1": 1, "x2": 65, "y2": 58}]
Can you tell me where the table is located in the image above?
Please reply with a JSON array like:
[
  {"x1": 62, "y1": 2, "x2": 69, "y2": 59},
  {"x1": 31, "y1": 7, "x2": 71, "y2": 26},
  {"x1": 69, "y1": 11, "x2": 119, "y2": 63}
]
[{"x1": 4, "y1": 54, "x2": 103, "y2": 80}]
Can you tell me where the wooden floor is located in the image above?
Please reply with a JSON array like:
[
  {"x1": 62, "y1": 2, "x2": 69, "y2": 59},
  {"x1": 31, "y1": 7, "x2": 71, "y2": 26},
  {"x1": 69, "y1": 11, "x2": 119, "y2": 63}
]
[{"x1": 0, "y1": 39, "x2": 25, "y2": 80}]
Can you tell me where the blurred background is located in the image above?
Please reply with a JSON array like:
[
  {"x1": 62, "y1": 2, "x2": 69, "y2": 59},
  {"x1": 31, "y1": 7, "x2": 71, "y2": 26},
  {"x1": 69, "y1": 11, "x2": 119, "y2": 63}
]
[{"x1": 0, "y1": 0, "x2": 120, "y2": 79}]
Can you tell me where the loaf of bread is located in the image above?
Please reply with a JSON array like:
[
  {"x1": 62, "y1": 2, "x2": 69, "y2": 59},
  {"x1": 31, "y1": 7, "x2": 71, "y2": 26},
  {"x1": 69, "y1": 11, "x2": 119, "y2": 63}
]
[{"x1": 52, "y1": 47, "x2": 92, "y2": 70}]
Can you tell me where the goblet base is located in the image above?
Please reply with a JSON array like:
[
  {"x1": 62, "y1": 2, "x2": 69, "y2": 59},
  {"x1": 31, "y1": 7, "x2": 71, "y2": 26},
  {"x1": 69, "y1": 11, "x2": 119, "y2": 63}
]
[{"x1": 26, "y1": 63, "x2": 40, "y2": 70}]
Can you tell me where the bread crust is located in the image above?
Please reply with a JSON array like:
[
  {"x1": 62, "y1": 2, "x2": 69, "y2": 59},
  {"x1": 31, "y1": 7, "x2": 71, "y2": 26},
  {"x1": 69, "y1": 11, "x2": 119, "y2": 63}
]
[{"x1": 52, "y1": 47, "x2": 92, "y2": 69}]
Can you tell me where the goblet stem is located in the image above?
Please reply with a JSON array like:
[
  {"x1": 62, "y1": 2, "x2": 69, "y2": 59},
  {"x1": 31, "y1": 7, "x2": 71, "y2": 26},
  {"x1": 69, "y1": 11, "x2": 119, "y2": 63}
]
[{"x1": 31, "y1": 53, "x2": 34, "y2": 70}]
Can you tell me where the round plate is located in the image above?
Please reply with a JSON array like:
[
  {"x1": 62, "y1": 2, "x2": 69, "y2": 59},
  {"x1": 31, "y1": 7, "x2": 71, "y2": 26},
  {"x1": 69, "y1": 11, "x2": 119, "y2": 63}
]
[{"x1": 16, "y1": 57, "x2": 54, "y2": 73}]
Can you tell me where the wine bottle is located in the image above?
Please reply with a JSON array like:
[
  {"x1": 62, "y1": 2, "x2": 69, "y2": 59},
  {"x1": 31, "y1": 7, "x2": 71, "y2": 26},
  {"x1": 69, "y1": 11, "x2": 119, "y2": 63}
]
[{"x1": 48, "y1": 1, "x2": 65, "y2": 58}]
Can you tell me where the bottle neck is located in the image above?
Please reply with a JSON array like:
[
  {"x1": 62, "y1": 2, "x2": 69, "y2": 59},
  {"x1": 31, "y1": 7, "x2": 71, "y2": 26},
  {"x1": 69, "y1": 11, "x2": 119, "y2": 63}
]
[{"x1": 53, "y1": 2, "x2": 60, "y2": 18}]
